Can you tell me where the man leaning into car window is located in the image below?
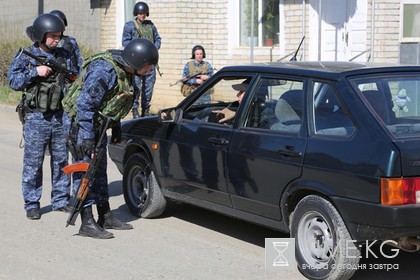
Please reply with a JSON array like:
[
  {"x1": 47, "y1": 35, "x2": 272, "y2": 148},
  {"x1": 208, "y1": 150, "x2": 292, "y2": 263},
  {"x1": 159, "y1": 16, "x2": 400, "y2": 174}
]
[{"x1": 212, "y1": 80, "x2": 248, "y2": 124}]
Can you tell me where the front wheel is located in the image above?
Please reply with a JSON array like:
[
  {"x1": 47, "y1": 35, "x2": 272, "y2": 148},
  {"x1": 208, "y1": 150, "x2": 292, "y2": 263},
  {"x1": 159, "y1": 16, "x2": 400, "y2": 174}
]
[
  {"x1": 290, "y1": 195, "x2": 360, "y2": 280},
  {"x1": 123, "y1": 153, "x2": 166, "y2": 218}
]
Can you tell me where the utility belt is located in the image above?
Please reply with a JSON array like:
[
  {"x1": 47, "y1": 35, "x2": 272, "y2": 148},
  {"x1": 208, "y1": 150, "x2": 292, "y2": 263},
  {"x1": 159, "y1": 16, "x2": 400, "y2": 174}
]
[
  {"x1": 25, "y1": 106, "x2": 60, "y2": 114},
  {"x1": 16, "y1": 97, "x2": 61, "y2": 125}
]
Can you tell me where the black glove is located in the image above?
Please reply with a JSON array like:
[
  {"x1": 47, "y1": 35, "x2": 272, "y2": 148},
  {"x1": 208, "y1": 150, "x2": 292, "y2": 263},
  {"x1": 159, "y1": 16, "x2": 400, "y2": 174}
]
[
  {"x1": 82, "y1": 139, "x2": 96, "y2": 157},
  {"x1": 111, "y1": 123, "x2": 122, "y2": 144}
]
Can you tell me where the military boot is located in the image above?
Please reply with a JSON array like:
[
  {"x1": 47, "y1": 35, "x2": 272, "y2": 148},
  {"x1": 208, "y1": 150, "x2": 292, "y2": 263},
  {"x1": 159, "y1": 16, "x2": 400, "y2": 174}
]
[
  {"x1": 132, "y1": 108, "x2": 140, "y2": 119},
  {"x1": 79, "y1": 206, "x2": 114, "y2": 239},
  {"x1": 141, "y1": 107, "x2": 150, "y2": 117},
  {"x1": 97, "y1": 202, "x2": 133, "y2": 230}
]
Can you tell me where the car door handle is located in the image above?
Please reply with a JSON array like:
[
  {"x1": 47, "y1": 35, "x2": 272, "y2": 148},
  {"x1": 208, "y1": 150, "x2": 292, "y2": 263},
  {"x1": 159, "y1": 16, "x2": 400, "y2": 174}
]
[
  {"x1": 277, "y1": 146, "x2": 302, "y2": 157},
  {"x1": 208, "y1": 137, "x2": 229, "y2": 145}
]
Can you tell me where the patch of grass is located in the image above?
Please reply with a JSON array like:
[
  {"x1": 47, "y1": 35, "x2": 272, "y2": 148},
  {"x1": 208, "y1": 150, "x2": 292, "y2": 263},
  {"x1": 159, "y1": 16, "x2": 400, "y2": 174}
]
[
  {"x1": 0, "y1": 84, "x2": 20, "y2": 105},
  {"x1": 0, "y1": 36, "x2": 31, "y2": 105}
]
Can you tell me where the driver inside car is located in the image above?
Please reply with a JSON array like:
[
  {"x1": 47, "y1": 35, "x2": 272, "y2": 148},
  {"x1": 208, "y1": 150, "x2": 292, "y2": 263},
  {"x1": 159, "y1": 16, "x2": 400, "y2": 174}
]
[{"x1": 211, "y1": 80, "x2": 249, "y2": 124}]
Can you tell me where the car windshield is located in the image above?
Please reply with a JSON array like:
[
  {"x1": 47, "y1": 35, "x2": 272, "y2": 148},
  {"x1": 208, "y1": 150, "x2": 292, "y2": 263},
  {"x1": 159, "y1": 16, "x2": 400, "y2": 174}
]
[{"x1": 351, "y1": 73, "x2": 420, "y2": 139}]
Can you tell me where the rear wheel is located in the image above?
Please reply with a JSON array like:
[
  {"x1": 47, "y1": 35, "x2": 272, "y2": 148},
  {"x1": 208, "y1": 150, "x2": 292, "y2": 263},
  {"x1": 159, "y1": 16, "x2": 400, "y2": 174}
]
[
  {"x1": 123, "y1": 153, "x2": 166, "y2": 218},
  {"x1": 290, "y1": 195, "x2": 360, "y2": 280}
]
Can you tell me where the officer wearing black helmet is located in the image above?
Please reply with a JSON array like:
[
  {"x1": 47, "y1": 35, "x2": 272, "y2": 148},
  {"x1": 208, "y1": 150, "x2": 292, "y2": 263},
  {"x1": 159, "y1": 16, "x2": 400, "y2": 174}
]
[
  {"x1": 181, "y1": 45, "x2": 215, "y2": 103},
  {"x1": 62, "y1": 38, "x2": 159, "y2": 239},
  {"x1": 50, "y1": 10, "x2": 83, "y2": 74},
  {"x1": 8, "y1": 14, "x2": 79, "y2": 220},
  {"x1": 122, "y1": 1, "x2": 161, "y2": 118}
]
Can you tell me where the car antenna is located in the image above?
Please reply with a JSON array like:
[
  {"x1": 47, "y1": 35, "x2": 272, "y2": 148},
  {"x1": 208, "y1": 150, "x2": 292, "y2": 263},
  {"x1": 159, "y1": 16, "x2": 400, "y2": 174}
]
[{"x1": 290, "y1": 36, "x2": 305, "y2": 61}]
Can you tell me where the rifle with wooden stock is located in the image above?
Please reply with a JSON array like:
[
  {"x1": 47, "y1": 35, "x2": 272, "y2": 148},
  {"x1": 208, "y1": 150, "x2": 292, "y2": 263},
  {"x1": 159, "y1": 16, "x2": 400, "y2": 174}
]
[
  {"x1": 62, "y1": 116, "x2": 111, "y2": 227},
  {"x1": 170, "y1": 70, "x2": 212, "y2": 87},
  {"x1": 18, "y1": 47, "x2": 78, "y2": 82}
]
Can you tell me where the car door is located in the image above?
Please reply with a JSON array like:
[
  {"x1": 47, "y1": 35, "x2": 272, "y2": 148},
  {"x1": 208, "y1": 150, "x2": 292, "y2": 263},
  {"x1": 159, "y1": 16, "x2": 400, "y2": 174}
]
[
  {"x1": 161, "y1": 76, "x2": 256, "y2": 207},
  {"x1": 226, "y1": 76, "x2": 307, "y2": 221}
]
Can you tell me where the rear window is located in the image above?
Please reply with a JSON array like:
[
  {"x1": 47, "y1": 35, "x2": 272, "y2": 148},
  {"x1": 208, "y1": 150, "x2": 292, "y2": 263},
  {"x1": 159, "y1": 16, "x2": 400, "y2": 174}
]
[{"x1": 351, "y1": 74, "x2": 420, "y2": 139}]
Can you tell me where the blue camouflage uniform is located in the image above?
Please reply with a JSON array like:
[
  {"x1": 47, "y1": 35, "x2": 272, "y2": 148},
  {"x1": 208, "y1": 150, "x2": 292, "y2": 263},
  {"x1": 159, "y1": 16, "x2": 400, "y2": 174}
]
[
  {"x1": 60, "y1": 35, "x2": 83, "y2": 154},
  {"x1": 59, "y1": 35, "x2": 83, "y2": 74},
  {"x1": 71, "y1": 58, "x2": 128, "y2": 207},
  {"x1": 8, "y1": 43, "x2": 78, "y2": 212},
  {"x1": 122, "y1": 19, "x2": 161, "y2": 114}
]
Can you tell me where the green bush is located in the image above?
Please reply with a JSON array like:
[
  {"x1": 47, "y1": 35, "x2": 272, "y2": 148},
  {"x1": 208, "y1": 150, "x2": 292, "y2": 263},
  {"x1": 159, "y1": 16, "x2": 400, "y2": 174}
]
[
  {"x1": 0, "y1": 36, "x2": 31, "y2": 105},
  {"x1": 0, "y1": 36, "x2": 97, "y2": 105}
]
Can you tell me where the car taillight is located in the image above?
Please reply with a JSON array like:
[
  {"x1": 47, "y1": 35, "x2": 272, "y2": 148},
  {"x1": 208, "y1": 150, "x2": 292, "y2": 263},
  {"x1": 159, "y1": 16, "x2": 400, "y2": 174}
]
[{"x1": 381, "y1": 177, "x2": 420, "y2": 205}]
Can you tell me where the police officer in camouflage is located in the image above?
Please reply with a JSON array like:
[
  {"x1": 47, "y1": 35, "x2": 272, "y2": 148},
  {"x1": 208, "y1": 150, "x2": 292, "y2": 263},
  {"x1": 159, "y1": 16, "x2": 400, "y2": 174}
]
[
  {"x1": 62, "y1": 38, "x2": 159, "y2": 239},
  {"x1": 50, "y1": 10, "x2": 83, "y2": 73},
  {"x1": 8, "y1": 14, "x2": 79, "y2": 220},
  {"x1": 122, "y1": 1, "x2": 161, "y2": 118}
]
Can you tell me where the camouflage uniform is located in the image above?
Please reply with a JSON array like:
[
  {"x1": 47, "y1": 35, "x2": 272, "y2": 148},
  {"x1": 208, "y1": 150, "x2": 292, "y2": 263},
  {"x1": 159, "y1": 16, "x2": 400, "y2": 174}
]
[
  {"x1": 69, "y1": 58, "x2": 133, "y2": 207},
  {"x1": 60, "y1": 35, "x2": 83, "y2": 152},
  {"x1": 8, "y1": 43, "x2": 78, "y2": 212},
  {"x1": 59, "y1": 35, "x2": 83, "y2": 74},
  {"x1": 62, "y1": 38, "x2": 157, "y2": 238},
  {"x1": 122, "y1": 19, "x2": 161, "y2": 116}
]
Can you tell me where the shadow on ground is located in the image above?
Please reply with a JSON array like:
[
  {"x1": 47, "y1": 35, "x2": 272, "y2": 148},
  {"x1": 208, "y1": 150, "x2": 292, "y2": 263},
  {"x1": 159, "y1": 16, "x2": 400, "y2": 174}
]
[{"x1": 107, "y1": 179, "x2": 420, "y2": 279}]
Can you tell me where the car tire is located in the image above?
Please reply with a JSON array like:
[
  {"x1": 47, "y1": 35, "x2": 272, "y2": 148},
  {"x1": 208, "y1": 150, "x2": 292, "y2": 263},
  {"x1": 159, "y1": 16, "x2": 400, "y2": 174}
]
[
  {"x1": 290, "y1": 195, "x2": 360, "y2": 280},
  {"x1": 123, "y1": 153, "x2": 166, "y2": 218}
]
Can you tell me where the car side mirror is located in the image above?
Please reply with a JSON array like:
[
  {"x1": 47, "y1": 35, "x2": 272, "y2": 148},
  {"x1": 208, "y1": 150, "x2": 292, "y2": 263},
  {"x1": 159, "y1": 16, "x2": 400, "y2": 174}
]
[{"x1": 158, "y1": 107, "x2": 183, "y2": 123}]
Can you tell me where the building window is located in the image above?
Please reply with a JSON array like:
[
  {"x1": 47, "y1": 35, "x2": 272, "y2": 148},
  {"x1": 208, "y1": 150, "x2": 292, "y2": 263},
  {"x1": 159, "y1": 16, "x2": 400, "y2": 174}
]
[
  {"x1": 240, "y1": 0, "x2": 279, "y2": 47},
  {"x1": 402, "y1": 2, "x2": 420, "y2": 40},
  {"x1": 125, "y1": 0, "x2": 136, "y2": 22}
]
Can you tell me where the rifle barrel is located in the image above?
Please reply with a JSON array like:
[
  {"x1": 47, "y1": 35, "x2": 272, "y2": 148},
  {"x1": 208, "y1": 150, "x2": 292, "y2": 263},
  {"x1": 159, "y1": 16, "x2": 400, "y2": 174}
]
[{"x1": 18, "y1": 48, "x2": 77, "y2": 82}]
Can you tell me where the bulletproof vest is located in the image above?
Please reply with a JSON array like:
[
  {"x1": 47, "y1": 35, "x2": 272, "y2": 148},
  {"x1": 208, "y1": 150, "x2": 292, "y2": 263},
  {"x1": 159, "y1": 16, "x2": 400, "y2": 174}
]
[
  {"x1": 25, "y1": 50, "x2": 68, "y2": 113},
  {"x1": 62, "y1": 51, "x2": 134, "y2": 124},
  {"x1": 188, "y1": 61, "x2": 208, "y2": 76},
  {"x1": 180, "y1": 61, "x2": 211, "y2": 97},
  {"x1": 132, "y1": 19, "x2": 154, "y2": 42}
]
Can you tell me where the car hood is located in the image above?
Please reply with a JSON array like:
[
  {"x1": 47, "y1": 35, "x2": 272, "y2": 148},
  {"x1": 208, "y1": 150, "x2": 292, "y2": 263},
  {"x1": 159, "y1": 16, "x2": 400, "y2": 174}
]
[{"x1": 121, "y1": 116, "x2": 162, "y2": 138}]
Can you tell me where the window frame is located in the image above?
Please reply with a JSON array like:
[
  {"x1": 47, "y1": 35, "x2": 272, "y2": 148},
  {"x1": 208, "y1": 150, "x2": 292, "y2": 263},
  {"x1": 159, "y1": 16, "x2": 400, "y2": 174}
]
[
  {"x1": 239, "y1": 0, "x2": 280, "y2": 47},
  {"x1": 309, "y1": 80, "x2": 356, "y2": 138},
  {"x1": 400, "y1": 0, "x2": 420, "y2": 42}
]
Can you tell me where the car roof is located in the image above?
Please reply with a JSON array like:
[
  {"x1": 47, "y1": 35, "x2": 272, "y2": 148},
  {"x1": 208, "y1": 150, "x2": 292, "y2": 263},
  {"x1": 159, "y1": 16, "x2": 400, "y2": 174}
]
[{"x1": 220, "y1": 61, "x2": 420, "y2": 81}]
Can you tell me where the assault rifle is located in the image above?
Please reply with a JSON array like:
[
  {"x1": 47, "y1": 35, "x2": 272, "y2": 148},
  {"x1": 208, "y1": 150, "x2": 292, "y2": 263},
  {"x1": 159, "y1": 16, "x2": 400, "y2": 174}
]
[
  {"x1": 289, "y1": 36, "x2": 305, "y2": 61},
  {"x1": 170, "y1": 70, "x2": 212, "y2": 87},
  {"x1": 18, "y1": 47, "x2": 78, "y2": 82},
  {"x1": 62, "y1": 115, "x2": 111, "y2": 227}
]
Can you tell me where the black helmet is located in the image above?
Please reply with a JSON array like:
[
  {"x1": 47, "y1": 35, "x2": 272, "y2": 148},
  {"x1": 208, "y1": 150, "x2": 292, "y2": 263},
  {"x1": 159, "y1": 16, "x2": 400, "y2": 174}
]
[
  {"x1": 31, "y1": 13, "x2": 65, "y2": 43},
  {"x1": 133, "y1": 2, "x2": 149, "y2": 17},
  {"x1": 50, "y1": 10, "x2": 68, "y2": 26},
  {"x1": 26, "y1": 26, "x2": 36, "y2": 42},
  {"x1": 121, "y1": 38, "x2": 158, "y2": 71},
  {"x1": 191, "y1": 45, "x2": 206, "y2": 59}
]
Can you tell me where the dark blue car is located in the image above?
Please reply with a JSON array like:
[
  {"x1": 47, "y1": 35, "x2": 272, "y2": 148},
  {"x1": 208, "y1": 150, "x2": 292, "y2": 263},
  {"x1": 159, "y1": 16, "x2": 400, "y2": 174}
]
[{"x1": 108, "y1": 61, "x2": 420, "y2": 280}]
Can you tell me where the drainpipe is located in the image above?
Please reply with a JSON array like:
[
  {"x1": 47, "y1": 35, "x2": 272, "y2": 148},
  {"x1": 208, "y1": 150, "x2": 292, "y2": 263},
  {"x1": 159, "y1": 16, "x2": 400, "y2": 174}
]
[
  {"x1": 371, "y1": 0, "x2": 375, "y2": 62},
  {"x1": 302, "y1": 0, "x2": 305, "y2": 60},
  {"x1": 250, "y1": 0, "x2": 255, "y2": 63},
  {"x1": 38, "y1": 0, "x2": 44, "y2": 15},
  {"x1": 317, "y1": 0, "x2": 322, "y2": 60}
]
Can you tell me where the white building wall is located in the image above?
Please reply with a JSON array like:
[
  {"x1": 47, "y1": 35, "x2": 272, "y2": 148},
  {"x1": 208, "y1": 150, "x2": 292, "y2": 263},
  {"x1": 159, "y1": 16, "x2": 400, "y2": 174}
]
[{"x1": 0, "y1": 0, "x2": 408, "y2": 112}]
